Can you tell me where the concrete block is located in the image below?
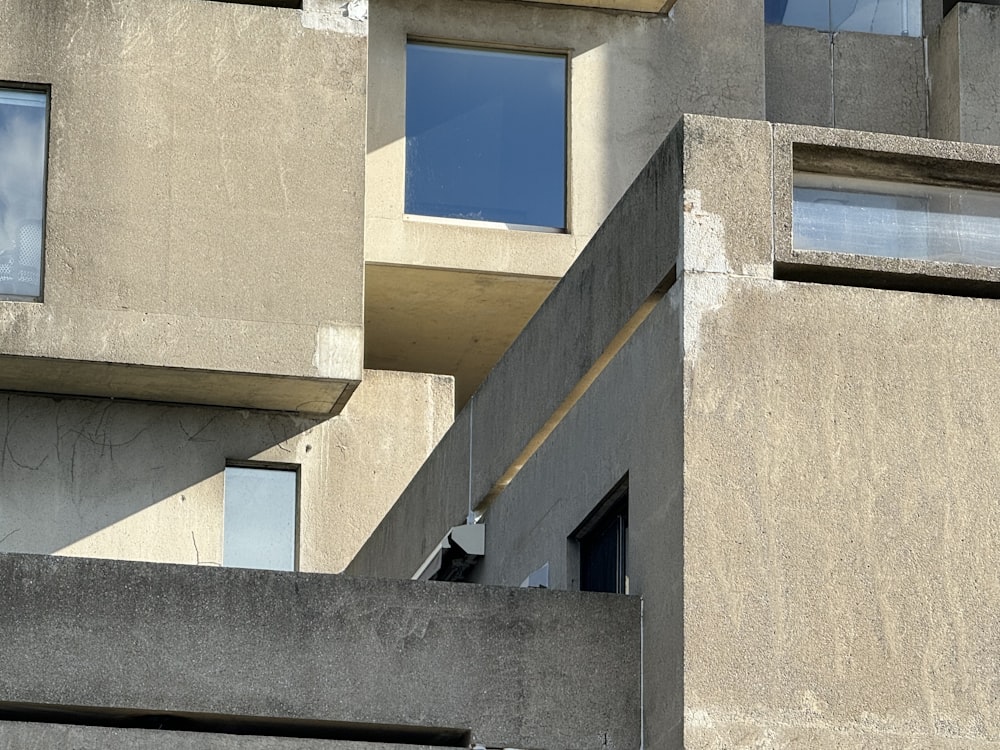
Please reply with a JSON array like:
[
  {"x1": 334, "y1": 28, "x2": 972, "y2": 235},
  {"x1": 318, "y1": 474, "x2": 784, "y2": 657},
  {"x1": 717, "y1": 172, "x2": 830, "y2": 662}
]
[
  {"x1": 0, "y1": 0, "x2": 366, "y2": 412},
  {"x1": 0, "y1": 722, "x2": 433, "y2": 750},
  {"x1": 833, "y1": 32, "x2": 927, "y2": 137},
  {"x1": 350, "y1": 118, "x2": 686, "y2": 579},
  {"x1": 766, "y1": 25, "x2": 835, "y2": 127},
  {"x1": 0, "y1": 554, "x2": 641, "y2": 750}
]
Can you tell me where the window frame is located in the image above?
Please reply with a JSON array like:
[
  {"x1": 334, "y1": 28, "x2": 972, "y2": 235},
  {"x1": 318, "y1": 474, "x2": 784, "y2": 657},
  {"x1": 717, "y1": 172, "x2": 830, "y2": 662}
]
[
  {"x1": 765, "y1": 0, "x2": 922, "y2": 36},
  {"x1": 0, "y1": 81, "x2": 51, "y2": 303},
  {"x1": 222, "y1": 460, "x2": 301, "y2": 572},
  {"x1": 403, "y1": 37, "x2": 571, "y2": 233},
  {"x1": 571, "y1": 474, "x2": 629, "y2": 595}
]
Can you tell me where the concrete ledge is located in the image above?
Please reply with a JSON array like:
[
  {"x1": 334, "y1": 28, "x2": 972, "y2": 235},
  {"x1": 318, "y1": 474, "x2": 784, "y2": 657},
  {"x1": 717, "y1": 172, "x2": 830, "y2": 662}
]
[
  {"x1": 0, "y1": 721, "x2": 441, "y2": 750},
  {"x1": 0, "y1": 553, "x2": 640, "y2": 750},
  {"x1": 479, "y1": 0, "x2": 674, "y2": 11}
]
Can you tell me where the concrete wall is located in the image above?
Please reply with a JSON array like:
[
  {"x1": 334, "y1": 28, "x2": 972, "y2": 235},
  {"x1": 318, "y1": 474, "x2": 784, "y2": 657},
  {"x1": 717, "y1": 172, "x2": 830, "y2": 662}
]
[
  {"x1": 366, "y1": 0, "x2": 764, "y2": 277},
  {"x1": 364, "y1": 0, "x2": 764, "y2": 404},
  {"x1": 0, "y1": 0, "x2": 367, "y2": 413},
  {"x1": 766, "y1": 25, "x2": 927, "y2": 137},
  {"x1": 929, "y1": 2, "x2": 1000, "y2": 145},
  {"x1": 349, "y1": 118, "x2": 685, "y2": 580},
  {"x1": 0, "y1": 553, "x2": 641, "y2": 750},
  {"x1": 351, "y1": 116, "x2": 1000, "y2": 747},
  {"x1": 0, "y1": 369, "x2": 453, "y2": 573},
  {"x1": 0, "y1": 724, "x2": 435, "y2": 750}
]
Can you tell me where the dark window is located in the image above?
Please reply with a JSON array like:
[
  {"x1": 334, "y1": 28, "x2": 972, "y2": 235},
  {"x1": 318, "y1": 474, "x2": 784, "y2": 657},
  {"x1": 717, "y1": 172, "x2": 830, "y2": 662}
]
[{"x1": 573, "y1": 476, "x2": 628, "y2": 594}]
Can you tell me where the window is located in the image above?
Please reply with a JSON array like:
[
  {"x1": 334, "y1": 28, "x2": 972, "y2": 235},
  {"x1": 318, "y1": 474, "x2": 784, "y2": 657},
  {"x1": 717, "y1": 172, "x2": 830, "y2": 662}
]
[
  {"x1": 405, "y1": 42, "x2": 567, "y2": 231},
  {"x1": 223, "y1": 464, "x2": 298, "y2": 571},
  {"x1": 0, "y1": 86, "x2": 48, "y2": 301},
  {"x1": 765, "y1": 0, "x2": 921, "y2": 36},
  {"x1": 572, "y1": 476, "x2": 628, "y2": 594},
  {"x1": 794, "y1": 172, "x2": 1000, "y2": 266}
]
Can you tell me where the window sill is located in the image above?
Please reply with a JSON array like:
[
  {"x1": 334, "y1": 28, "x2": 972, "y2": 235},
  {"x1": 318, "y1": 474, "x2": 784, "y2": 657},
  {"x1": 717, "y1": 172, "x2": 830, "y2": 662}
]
[{"x1": 403, "y1": 213, "x2": 565, "y2": 235}]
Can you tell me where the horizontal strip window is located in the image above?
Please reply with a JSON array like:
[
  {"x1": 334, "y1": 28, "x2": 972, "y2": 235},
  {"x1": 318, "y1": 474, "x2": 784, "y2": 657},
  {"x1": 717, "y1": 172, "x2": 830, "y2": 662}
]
[{"x1": 793, "y1": 173, "x2": 1000, "y2": 268}]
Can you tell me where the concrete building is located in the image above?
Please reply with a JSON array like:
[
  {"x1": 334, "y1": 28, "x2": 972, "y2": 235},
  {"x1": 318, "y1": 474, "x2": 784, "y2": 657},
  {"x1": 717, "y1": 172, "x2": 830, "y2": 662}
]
[{"x1": 4, "y1": 0, "x2": 1000, "y2": 748}]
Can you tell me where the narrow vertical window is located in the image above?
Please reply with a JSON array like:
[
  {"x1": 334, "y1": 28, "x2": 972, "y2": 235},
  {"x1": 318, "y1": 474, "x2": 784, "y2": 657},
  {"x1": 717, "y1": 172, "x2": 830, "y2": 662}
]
[
  {"x1": 405, "y1": 42, "x2": 567, "y2": 230},
  {"x1": 573, "y1": 476, "x2": 629, "y2": 594},
  {"x1": 0, "y1": 86, "x2": 48, "y2": 301},
  {"x1": 223, "y1": 464, "x2": 298, "y2": 571}
]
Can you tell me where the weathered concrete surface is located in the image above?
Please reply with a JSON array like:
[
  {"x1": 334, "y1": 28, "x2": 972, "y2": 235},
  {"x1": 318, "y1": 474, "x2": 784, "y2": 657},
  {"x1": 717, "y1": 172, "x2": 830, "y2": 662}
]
[
  {"x1": 352, "y1": 116, "x2": 1000, "y2": 747},
  {"x1": 470, "y1": 292, "x2": 686, "y2": 750},
  {"x1": 833, "y1": 32, "x2": 927, "y2": 137},
  {"x1": 0, "y1": 369, "x2": 453, "y2": 573},
  {"x1": 682, "y1": 276, "x2": 1000, "y2": 748},
  {"x1": 364, "y1": 0, "x2": 764, "y2": 400},
  {"x1": 928, "y1": 5, "x2": 962, "y2": 141},
  {"x1": 765, "y1": 26, "x2": 926, "y2": 137},
  {"x1": 365, "y1": 266, "x2": 556, "y2": 408},
  {"x1": 766, "y1": 25, "x2": 835, "y2": 127},
  {"x1": 0, "y1": 554, "x2": 641, "y2": 750},
  {"x1": 929, "y1": 3, "x2": 1000, "y2": 146},
  {"x1": 502, "y1": 0, "x2": 674, "y2": 11},
  {"x1": 0, "y1": 723, "x2": 437, "y2": 750},
  {"x1": 349, "y1": 117, "x2": 686, "y2": 580},
  {"x1": 0, "y1": 0, "x2": 366, "y2": 413}
]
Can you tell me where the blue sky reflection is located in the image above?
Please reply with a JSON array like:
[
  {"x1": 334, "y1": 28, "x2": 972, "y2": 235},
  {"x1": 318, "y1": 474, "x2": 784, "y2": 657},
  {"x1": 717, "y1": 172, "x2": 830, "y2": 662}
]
[
  {"x1": 405, "y1": 43, "x2": 566, "y2": 229},
  {"x1": 766, "y1": 0, "x2": 920, "y2": 35}
]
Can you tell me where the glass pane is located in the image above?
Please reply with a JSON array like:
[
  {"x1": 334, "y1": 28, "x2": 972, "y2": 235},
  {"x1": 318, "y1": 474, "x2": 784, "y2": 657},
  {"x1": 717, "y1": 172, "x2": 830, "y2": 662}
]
[
  {"x1": 405, "y1": 43, "x2": 566, "y2": 229},
  {"x1": 768, "y1": 0, "x2": 920, "y2": 35},
  {"x1": 223, "y1": 466, "x2": 297, "y2": 571},
  {"x1": 833, "y1": 0, "x2": 921, "y2": 35},
  {"x1": 767, "y1": 0, "x2": 831, "y2": 29},
  {"x1": 793, "y1": 173, "x2": 1000, "y2": 265},
  {"x1": 0, "y1": 88, "x2": 47, "y2": 300}
]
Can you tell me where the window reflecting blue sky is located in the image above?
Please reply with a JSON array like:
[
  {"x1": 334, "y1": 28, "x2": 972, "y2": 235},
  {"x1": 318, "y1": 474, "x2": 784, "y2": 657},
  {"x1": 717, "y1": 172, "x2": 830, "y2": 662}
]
[
  {"x1": 223, "y1": 466, "x2": 297, "y2": 571},
  {"x1": 405, "y1": 43, "x2": 566, "y2": 229},
  {"x1": 766, "y1": 0, "x2": 921, "y2": 35},
  {"x1": 0, "y1": 89, "x2": 47, "y2": 298}
]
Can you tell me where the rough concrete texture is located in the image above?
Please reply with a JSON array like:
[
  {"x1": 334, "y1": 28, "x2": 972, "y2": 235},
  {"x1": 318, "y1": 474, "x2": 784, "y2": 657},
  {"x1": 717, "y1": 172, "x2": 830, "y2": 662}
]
[
  {"x1": 832, "y1": 32, "x2": 927, "y2": 137},
  {"x1": 349, "y1": 117, "x2": 685, "y2": 579},
  {"x1": 469, "y1": 292, "x2": 686, "y2": 750},
  {"x1": 928, "y1": 5, "x2": 962, "y2": 141},
  {"x1": 0, "y1": 723, "x2": 438, "y2": 750},
  {"x1": 0, "y1": 554, "x2": 641, "y2": 750},
  {"x1": 765, "y1": 26, "x2": 926, "y2": 137},
  {"x1": 681, "y1": 117, "x2": 774, "y2": 277},
  {"x1": 941, "y1": 3, "x2": 1000, "y2": 146},
  {"x1": 365, "y1": 266, "x2": 556, "y2": 408},
  {"x1": 352, "y1": 116, "x2": 1000, "y2": 746},
  {"x1": 0, "y1": 0, "x2": 366, "y2": 411},
  {"x1": 766, "y1": 25, "x2": 835, "y2": 127},
  {"x1": 0, "y1": 369, "x2": 453, "y2": 573},
  {"x1": 682, "y1": 276, "x2": 1000, "y2": 748},
  {"x1": 515, "y1": 0, "x2": 673, "y2": 11},
  {"x1": 363, "y1": 0, "x2": 764, "y2": 399}
]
